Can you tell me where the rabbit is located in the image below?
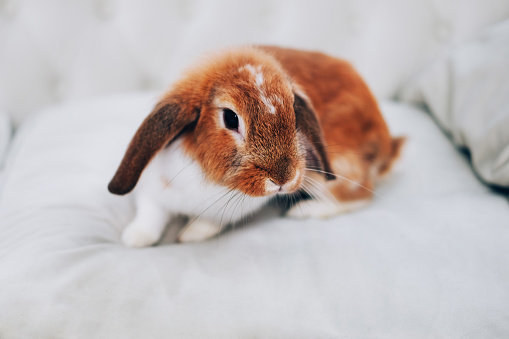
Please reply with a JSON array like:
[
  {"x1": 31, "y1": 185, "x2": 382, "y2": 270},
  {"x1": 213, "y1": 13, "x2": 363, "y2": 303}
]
[{"x1": 108, "y1": 45, "x2": 404, "y2": 247}]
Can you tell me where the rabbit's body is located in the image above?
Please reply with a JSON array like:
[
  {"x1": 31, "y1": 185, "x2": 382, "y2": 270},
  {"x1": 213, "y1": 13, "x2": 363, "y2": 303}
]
[{"x1": 109, "y1": 46, "x2": 403, "y2": 247}]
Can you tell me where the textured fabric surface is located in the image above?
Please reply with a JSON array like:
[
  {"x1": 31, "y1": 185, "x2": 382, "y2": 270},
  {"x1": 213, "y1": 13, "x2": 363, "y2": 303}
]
[
  {"x1": 0, "y1": 110, "x2": 10, "y2": 166},
  {"x1": 1, "y1": 93, "x2": 508, "y2": 338},
  {"x1": 400, "y1": 20, "x2": 509, "y2": 187},
  {"x1": 0, "y1": 110, "x2": 11, "y2": 192},
  {"x1": 1, "y1": 0, "x2": 509, "y2": 125}
]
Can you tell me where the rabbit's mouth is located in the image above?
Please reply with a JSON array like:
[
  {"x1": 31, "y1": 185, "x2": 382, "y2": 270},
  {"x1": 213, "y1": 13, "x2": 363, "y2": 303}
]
[{"x1": 264, "y1": 169, "x2": 303, "y2": 196}]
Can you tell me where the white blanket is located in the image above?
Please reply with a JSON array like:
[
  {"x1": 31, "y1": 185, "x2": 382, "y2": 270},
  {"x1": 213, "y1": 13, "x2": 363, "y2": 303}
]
[
  {"x1": 0, "y1": 111, "x2": 11, "y2": 192},
  {"x1": 401, "y1": 19, "x2": 509, "y2": 187},
  {"x1": 0, "y1": 93, "x2": 508, "y2": 338},
  {"x1": 0, "y1": 111, "x2": 10, "y2": 165}
]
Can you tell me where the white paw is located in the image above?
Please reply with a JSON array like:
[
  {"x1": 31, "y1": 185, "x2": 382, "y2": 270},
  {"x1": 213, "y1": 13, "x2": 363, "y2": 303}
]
[
  {"x1": 121, "y1": 222, "x2": 162, "y2": 248},
  {"x1": 178, "y1": 219, "x2": 221, "y2": 243},
  {"x1": 286, "y1": 199, "x2": 370, "y2": 219}
]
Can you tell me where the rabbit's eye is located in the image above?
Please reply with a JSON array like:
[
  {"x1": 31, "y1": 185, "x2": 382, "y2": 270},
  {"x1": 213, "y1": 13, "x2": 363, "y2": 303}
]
[{"x1": 223, "y1": 108, "x2": 239, "y2": 131}]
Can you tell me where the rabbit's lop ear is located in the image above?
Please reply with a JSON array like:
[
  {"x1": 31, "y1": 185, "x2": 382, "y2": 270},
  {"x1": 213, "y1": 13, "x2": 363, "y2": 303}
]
[
  {"x1": 294, "y1": 93, "x2": 335, "y2": 181},
  {"x1": 108, "y1": 97, "x2": 200, "y2": 195}
]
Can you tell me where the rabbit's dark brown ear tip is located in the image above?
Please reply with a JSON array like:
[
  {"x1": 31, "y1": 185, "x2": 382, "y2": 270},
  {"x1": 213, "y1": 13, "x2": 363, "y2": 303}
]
[{"x1": 107, "y1": 178, "x2": 133, "y2": 196}]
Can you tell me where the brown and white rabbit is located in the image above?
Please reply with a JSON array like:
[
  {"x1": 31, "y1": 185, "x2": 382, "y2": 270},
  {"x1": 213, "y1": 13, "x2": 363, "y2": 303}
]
[{"x1": 108, "y1": 46, "x2": 404, "y2": 247}]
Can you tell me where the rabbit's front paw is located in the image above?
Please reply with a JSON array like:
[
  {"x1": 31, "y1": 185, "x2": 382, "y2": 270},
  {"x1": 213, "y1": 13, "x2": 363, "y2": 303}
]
[
  {"x1": 178, "y1": 219, "x2": 221, "y2": 243},
  {"x1": 286, "y1": 199, "x2": 370, "y2": 219},
  {"x1": 121, "y1": 222, "x2": 162, "y2": 248}
]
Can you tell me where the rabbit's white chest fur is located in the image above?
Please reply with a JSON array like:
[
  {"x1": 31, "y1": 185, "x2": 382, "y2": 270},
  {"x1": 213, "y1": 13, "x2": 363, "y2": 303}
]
[{"x1": 122, "y1": 139, "x2": 271, "y2": 246}]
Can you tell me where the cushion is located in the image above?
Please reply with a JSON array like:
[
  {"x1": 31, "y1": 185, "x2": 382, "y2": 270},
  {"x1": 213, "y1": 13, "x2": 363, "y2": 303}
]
[
  {"x1": 1, "y1": 93, "x2": 508, "y2": 338},
  {"x1": 0, "y1": 110, "x2": 12, "y2": 191},
  {"x1": 400, "y1": 19, "x2": 509, "y2": 188},
  {"x1": 0, "y1": 110, "x2": 11, "y2": 166}
]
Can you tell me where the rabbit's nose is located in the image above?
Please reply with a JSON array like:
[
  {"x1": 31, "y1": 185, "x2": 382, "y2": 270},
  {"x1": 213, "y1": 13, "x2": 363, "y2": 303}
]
[
  {"x1": 266, "y1": 168, "x2": 302, "y2": 195},
  {"x1": 269, "y1": 157, "x2": 293, "y2": 185}
]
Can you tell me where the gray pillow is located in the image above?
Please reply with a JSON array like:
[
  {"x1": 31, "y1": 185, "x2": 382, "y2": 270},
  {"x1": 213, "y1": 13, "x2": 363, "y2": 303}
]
[{"x1": 400, "y1": 19, "x2": 509, "y2": 188}]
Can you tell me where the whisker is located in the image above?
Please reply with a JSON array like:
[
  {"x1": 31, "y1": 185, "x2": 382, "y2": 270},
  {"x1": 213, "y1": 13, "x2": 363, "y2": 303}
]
[
  {"x1": 178, "y1": 188, "x2": 234, "y2": 238},
  {"x1": 219, "y1": 190, "x2": 238, "y2": 233},
  {"x1": 300, "y1": 144, "x2": 367, "y2": 157},
  {"x1": 297, "y1": 185, "x2": 317, "y2": 212},
  {"x1": 306, "y1": 168, "x2": 380, "y2": 198},
  {"x1": 241, "y1": 194, "x2": 250, "y2": 225},
  {"x1": 303, "y1": 167, "x2": 336, "y2": 177},
  {"x1": 303, "y1": 178, "x2": 337, "y2": 208},
  {"x1": 167, "y1": 160, "x2": 193, "y2": 182},
  {"x1": 301, "y1": 180, "x2": 327, "y2": 204},
  {"x1": 228, "y1": 192, "x2": 245, "y2": 228},
  {"x1": 288, "y1": 193, "x2": 297, "y2": 212},
  {"x1": 227, "y1": 192, "x2": 246, "y2": 242},
  {"x1": 298, "y1": 181, "x2": 336, "y2": 213},
  {"x1": 230, "y1": 195, "x2": 245, "y2": 240},
  {"x1": 195, "y1": 187, "x2": 230, "y2": 208},
  {"x1": 221, "y1": 191, "x2": 243, "y2": 245},
  {"x1": 300, "y1": 185, "x2": 316, "y2": 201},
  {"x1": 304, "y1": 176, "x2": 337, "y2": 203}
]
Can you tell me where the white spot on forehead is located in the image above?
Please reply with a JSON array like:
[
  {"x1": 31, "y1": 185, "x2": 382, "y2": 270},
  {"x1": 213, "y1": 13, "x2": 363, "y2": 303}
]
[
  {"x1": 238, "y1": 63, "x2": 278, "y2": 114},
  {"x1": 272, "y1": 95, "x2": 283, "y2": 105},
  {"x1": 261, "y1": 95, "x2": 276, "y2": 114},
  {"x1": 239, "y1": 64, "x2": 263, "y2": 84},
  {"x1": 239, "y1": 64, "x2": 264, "y2": 88}
]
